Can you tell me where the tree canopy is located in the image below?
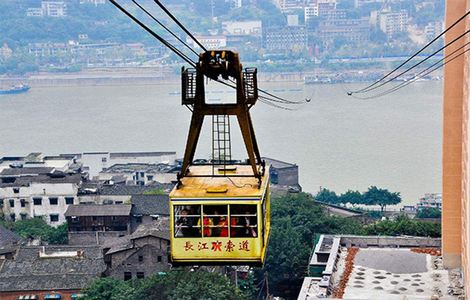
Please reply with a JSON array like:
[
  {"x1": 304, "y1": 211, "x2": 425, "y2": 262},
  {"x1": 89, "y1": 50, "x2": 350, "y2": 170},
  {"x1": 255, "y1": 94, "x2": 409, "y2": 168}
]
[{"x1": 84, "y1": 269, "x2": 250, "y2": 300}]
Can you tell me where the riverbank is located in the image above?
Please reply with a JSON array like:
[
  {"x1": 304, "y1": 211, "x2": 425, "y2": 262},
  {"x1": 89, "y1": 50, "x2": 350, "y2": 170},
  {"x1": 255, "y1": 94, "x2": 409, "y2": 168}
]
[{"x1": 0, "y1": 66, "x2": 442, "y2": 88}]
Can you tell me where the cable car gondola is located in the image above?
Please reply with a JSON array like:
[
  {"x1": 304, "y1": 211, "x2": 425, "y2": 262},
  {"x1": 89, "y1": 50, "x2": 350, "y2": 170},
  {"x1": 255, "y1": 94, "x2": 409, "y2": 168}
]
[{"x1": 170, "y1": 165, "x2": 270, "y2": 266}]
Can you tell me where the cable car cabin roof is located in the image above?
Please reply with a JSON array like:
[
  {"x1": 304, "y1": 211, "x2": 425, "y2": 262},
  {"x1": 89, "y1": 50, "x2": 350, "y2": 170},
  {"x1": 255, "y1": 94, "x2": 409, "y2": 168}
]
[{"x1": 170, "y1": 165, "x2": 269, "y2": 199}]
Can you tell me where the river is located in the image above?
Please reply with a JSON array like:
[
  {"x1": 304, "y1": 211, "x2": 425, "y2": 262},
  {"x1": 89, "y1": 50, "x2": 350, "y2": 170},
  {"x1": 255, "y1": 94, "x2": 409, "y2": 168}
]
[{"x1": 0, "y1": 81, "x2": 442, "y2": 205}]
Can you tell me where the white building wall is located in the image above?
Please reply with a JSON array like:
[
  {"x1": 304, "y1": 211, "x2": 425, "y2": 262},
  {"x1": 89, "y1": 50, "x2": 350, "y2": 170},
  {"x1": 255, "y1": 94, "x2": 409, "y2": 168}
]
[{"x1": 30, "y1": 183, "x2": 78, "y2": 226}]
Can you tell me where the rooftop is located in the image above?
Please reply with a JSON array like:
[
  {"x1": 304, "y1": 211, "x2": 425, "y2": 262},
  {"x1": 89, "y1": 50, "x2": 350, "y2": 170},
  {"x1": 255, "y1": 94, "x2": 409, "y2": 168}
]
[
  {"x1": 298, "y1": 235, "x2": 463, "y2": 299},
  {"x1": 170, "y1": 165, "x2": 270, "y2": 199},
  {"x1": 0, "y1": 225, "x2": 22, "y2": 248},
  {"x1": 0, "y1": 173, "x2": 82, "y2": 187},
  {"x1": 65, "y1": 204, "x2": 132, "y2": 217},
  {"x1": 0, "y1": 245, "x2": 105, "y2": 292},
  {"x1": 0, "y1": 167, "x2": 54, "y2": 176},
  {"x1": 103, "y1": 163, "x2": 178, "y2": 174},
  {"x1": 262, "y1": 157, "x2": 297, "y2": 169},
  {"x1": 131, "y1": 194, "x2": 169, "y2": 216}
]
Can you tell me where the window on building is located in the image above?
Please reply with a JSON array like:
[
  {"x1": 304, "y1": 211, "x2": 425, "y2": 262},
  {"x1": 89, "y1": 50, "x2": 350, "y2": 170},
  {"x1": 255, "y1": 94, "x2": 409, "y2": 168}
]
[
  {"x1": 49, "y1": 197, "x2": 58, "y2": 205},
  {"x1": 147, "y1": 175, "x2": 154, "y2": 181},
  {"x1": 33, "y1": 198, "x2": 42, "y2": 205},
  {"x1": 157, "y1": 256, "x2": 162, "y2": 262},
  {"x1": 20, "y1": 199, "x2": 26, "y2": 207},
  {"x1": 124, "y1": 272, "x2": 132, "y2": 281},
  {"x1": 102, "y1": 157, "x2": 107, "y2": 163},
  {"x1": 135, "y1": 215, "x2": 142, "y2": 223},
  {"x1": 50, "y1": 214, "x2": 59, "y2": 222},
  {"x1": 20, "y1": 213, "x2": 27, "y2": 220},
  {"x1": 13, "y1": 187, "x2": 19, "y2": 194},
  {"x1": 10, "y1": 213, "x2": 15, "y2": 221},
  {"x1": 9, "y1": 199, "x2": 14, "y2": 208},
  {"x1": 138, "y1": 255, "x2": 143, "y2": 262},
  {"x1": 0, "y1": 199, "x2": 3, "y2": 207},
  {"x1": 136, "y1": 272, "x2": 145, "y2": 279},
  {"x1": 65, "y1": 197, "x2": 74, "y2": 205}
]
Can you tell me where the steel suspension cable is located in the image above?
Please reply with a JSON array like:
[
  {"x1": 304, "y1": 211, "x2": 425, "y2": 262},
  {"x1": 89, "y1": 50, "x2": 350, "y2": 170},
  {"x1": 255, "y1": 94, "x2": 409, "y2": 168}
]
[
  {"x1": 152, "y1": 0, "x2": 207, "y2": 51},
  {"x1": 132, "y1": 0, "x2": 199, "y2": 56},
  {"x1": 108, "y1": 0, "x2": 197, "y2": 68},
  {"x1": 349, "y1": 9, "x2": 470, "y2": 95},
  {"x1": 348, "y1": 28, "x2": 470, "y2": 96},
  {"x1": 354, "y1": 45, "x2": 470, "y2": 100}
]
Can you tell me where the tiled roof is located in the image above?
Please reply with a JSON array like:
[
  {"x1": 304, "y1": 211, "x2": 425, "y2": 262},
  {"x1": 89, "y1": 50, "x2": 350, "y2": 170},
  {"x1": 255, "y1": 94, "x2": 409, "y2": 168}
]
[
  {"x1": 0, "y1": 225, "x2": 21, "y2": 247},
  {"x1": 98, "y1": 183, "x2": 172, "y2": 196},
  {"x1": 0, "y1": 174, "x2": 82, "y2": 187},
  {"x1": 0, "y1": 167, "x2": 53, "y2": 176},
  {"x1": 131, "y1": 194, "x2": 169, "y2": 216},
  {"x1": 65, "y1": 204, "x2": 132, "y2": 217},
  {"x1": 0, "y1": 245, "x2": 105, "y2": 292}
]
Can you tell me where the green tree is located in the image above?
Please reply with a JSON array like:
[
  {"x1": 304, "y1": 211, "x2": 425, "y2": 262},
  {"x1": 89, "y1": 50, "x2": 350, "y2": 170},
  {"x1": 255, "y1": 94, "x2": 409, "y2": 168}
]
[
  {"x1": 415, "y1": 207, "x2": 441, "y2": 219},
  {"x1": 86, "y1": 269, "x2": 248, "y2": 300},
  {"x1": 363, "y1": 186, "x2": 401, "y2": 213},
  {"x1": 314, "y1": 188, "x2": 339, "y2": 204},
  {"x1": 339, "y1": 190, "x2": 363, "y2": 205},
  {"x1": 9, "y1": 218, "x2": 68, "y2": 244},
  {"x1": 84, "y1": 277, "x2": 136, "y2": 300},
  {"x1": 366, "y1": 214, "x2": 441, "y2": 237}
]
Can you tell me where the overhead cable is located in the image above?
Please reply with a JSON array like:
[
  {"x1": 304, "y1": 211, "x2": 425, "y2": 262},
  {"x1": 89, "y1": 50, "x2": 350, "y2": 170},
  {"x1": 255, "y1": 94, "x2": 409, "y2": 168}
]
[
  {"x1": 349, "y1": 9, "x2": 470, "y2": 95},
  {"x1": 152, "y1": 0, "x2": 207, "y2": 51},
  {"x1": 354, "y1": 44, "x2": 470, "y2": 99},
  {"x1": 132, "y1": 0, "x2": 199, "y2": 56},
  {"x1": 349, "y1": 28, "x2": 470, "y2": 95},
  {"x1": 108, "y1": 0, "x2": 197, "y2": 68}
]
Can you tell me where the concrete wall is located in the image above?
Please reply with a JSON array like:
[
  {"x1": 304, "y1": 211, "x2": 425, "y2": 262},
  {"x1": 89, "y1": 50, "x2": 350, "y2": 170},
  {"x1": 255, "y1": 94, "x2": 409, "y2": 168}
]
[
  {"x1": 339, "y1": 235, "x2": 441, "y2": 248},
  {"x1": 0, "y1": 183, "x2": 78, "y2": 226},
  {"x1": 107, "y1": 236, "x2": 170, "y2": 280}
]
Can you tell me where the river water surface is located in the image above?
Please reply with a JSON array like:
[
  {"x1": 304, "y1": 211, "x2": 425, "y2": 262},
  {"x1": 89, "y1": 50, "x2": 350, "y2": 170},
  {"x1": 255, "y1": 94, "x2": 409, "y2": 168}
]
[{"x1": 0, "y1": 81, "x2": 442, "y2": 205}]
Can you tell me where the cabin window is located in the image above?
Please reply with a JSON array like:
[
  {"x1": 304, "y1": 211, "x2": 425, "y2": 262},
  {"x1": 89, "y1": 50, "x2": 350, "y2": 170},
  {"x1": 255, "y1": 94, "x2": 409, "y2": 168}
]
[
  {"x1": 202, "y1": 205, "x2": 228, "y2": 238},
  {"x1": 174, "y1": 205, "x2": 201, "y2": 237},
  {"x1": 49, "y1": 197, "x2": 58, "y2": 205},
  {"x1": 174, "y1": 204, "x2": 258, "y2": 238},
  {"x1": 230, "y1": 205, "x2": 258, "y2": 238}
]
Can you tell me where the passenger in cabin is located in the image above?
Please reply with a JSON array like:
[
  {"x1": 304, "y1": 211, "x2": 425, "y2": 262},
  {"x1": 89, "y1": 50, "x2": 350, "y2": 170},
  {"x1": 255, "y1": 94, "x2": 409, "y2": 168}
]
[
  {"x1": 240, "y1": 211, "x2": 257, "y2": 237},
  {"x1": 176, "y1": 209, "x2": 191, "y2": 237},
  {"x1": 230, "y1": 217, "x2": 239, "y2": 237},
  {"x1": 198, "y1": 213, "x2": 213, "y2": 237},
  {"x1": 218, "y1": 216, "x2": 229, "y2": 237}
]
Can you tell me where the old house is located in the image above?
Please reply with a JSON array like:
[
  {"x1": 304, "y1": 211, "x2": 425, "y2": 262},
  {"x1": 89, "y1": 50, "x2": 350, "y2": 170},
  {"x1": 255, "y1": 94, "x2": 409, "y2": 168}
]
[
  {"x1": 103, "y1": 225, "x2": 171, "y2": 280},
  {"x1": 130, "y1": 194, "x2": 169, "y2": 231},
  {"x1": 0, "y1": 167, "x2": 81, "y2": 226},
  {"x1": 65, "y1": 204, "x2": 132, "y2": 245},
  {"x1": 0, "y1": 245, "x2": 105, "y2": 300}
]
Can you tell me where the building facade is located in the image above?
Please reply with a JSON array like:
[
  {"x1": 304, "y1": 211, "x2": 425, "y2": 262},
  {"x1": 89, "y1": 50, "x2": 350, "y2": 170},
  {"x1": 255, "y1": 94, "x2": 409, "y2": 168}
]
[
  {"x1": 442, "y1": 0, "x2": 470, "y2": 297},
  {"x1": 379, "y1": 10, "x2": 408, "y2": 37}
]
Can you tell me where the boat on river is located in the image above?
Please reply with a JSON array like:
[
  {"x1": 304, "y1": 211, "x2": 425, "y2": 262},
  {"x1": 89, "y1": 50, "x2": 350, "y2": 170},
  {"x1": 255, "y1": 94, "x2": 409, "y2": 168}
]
[{"x1": 0, "y1": 84, "x2": 30, "y2": 95}]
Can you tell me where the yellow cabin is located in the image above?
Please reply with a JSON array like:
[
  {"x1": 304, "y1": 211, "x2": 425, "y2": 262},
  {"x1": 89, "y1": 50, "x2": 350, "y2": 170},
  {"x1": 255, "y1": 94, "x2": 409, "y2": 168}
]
[{"x1": 170, "y1": 165, "x2": 270, "y2": 266}]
